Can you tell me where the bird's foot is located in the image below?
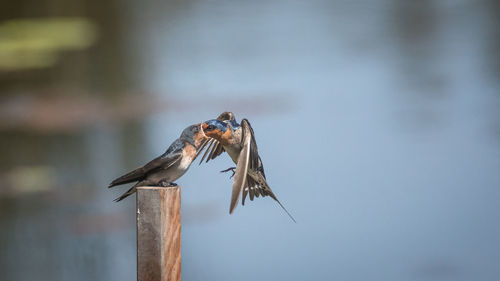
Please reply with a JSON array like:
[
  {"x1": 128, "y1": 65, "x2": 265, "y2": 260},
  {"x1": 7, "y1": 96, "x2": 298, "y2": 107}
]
[
  {"x1": 220, "y1": 167, "x2": 236, "y2": 179},
  {"x1": 159, "y1": 180, "x2": 178, "y2": 187}
]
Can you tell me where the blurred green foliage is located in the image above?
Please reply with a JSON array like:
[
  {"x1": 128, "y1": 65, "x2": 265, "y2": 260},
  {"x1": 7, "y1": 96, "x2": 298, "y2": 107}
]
[{"x1": 0, "y1": 17, "x2": 98, "y2": 70}]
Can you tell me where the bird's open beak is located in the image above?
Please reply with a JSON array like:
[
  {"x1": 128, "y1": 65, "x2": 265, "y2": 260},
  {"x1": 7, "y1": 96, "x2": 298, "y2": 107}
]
[{"x1": 199, "y1": 123, "x2": 208, "y2": 138}]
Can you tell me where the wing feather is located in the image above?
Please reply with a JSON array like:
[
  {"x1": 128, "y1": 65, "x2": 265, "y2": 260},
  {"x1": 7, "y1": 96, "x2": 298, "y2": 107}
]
[
  {"x1": 194, "y1": 138, "x2": 210, "y2": 161},
  {"x1": 199, "y1": 138, "x2": 215, "y2": 164},
  {"x1": 240, "y1": 119, "x2": 260, "y2": 170},
  {"x1": 238, "y1": 119, "x2": 297, "y2": 222},
  {"x1": 109, "y1": 143, "x2": 183, "y2": 187},
  {"x1": 206, "y1": 141, "x2": 223, "y2": 162},
  {"x1": 229, "y1": 130, "x2": 251, "y2": 214},
  {"x1": 242, "y1": 182, "x2": 249, "y2": 205}
]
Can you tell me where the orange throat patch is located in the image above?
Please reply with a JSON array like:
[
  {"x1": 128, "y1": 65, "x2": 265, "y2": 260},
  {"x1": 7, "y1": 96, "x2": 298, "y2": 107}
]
[
  {"x1": 204, "y1": 128, "x2": 232, "y2": 145},
  {"x1": 219, "y1": 128, "x2": 233, "y2": 145}
]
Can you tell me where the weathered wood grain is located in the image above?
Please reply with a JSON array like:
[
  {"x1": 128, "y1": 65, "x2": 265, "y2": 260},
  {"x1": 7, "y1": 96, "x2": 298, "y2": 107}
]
[{"x1": 137, "y1": 186, "x2": 181, "y2": 281}]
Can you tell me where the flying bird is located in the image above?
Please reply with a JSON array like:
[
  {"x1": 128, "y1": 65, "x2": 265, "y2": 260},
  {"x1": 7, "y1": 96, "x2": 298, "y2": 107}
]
[
  {"x1": 109, "y1": 123, "x2": 207, "y2": 202},
  {"x1": 199, "y1": 113, "x2": 296, "y2": 222},
  {"x1": 198, "y1": 111, "x2": 238, "y2": 166}
]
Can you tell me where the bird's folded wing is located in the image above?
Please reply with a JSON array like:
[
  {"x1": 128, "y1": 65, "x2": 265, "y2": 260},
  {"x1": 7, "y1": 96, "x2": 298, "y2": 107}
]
[
  {"x1": 142, "y1": 148, "x2": 183, "y2": 172},
  {"x1": 109, "y1": 144, "x2": 183, "y2": 187}
]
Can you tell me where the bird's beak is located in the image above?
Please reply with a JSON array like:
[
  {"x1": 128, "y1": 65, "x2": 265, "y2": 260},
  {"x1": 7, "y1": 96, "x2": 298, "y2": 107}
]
[{"x1": 202, "y1": 123, "x2": 208, "y2": 130}]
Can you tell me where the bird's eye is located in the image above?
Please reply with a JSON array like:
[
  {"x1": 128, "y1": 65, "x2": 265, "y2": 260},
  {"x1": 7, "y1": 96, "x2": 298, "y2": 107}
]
[{"x1": 206, "y1": 125, "x2": 216, "y2": 131}]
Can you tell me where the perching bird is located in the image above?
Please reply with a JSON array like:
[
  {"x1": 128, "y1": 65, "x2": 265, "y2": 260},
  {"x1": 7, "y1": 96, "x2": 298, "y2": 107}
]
[
  {"x1": 199, "y1": 113, "x2": 296, "y2": 222},
  {"x1": 109, "y1": 123, "x2": 207, "y2": 202}
]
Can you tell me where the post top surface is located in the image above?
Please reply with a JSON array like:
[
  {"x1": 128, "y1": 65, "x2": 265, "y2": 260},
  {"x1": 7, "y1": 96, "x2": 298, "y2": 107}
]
[{"x1": 136, "y1": 186, "x2": 181, "y2": 191}]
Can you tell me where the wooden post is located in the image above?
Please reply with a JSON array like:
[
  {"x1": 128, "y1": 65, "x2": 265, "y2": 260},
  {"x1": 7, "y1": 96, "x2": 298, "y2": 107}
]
[{"x1": 137, "y1": 186, "x2": 181, "y2": 281}]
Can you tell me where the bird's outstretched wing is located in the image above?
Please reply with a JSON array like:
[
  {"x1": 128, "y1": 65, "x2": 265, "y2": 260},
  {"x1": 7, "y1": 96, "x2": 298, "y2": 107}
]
[
  {"x1": 197, "y1": 138, "x2": 225, "y2": 163},
  {"x1": 240, "y1": 119, "x2": 260, "y2": 170},
  {"x1": 198, "y1": 112, "x2": 235, "y2": 164},
  {"x1": 108, "y1": 140, "x2": 184, "y2": 188},
  {"x1": 229, "y1": 121, "x2": 252, "y2": 213},
  {"x1": 238, "y1": 118, "x2": 264, "y2": 206},
  {"x1": 237, "y1": 119, "x2": 296, "y2": 222}
]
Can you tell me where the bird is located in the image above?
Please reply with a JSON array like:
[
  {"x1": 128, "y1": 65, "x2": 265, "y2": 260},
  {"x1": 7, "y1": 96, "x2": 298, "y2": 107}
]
[
  {"x1": 108, "y1": 123, "x2": 207, "y2": 202},
  {"x1": 199, "y1": 113, "x2": 296, "y2": 222},
  {"x1": 197, "y1": 111, "x2": 239, "y2": 167}
]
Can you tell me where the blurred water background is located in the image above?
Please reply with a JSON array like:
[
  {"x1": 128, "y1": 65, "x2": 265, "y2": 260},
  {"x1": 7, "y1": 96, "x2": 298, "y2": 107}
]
[{"x1": 1, "y1": 0, "x2": 500, "y2": 280}]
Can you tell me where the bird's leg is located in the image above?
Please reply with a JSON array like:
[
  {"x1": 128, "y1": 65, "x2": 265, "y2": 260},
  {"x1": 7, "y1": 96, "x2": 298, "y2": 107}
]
[
  {"x1": 220, "y1": 167, "x2": 236, "y2": 179},
  {"x1": 158, "y1": 180, "x2": 178, "y2": 187}
]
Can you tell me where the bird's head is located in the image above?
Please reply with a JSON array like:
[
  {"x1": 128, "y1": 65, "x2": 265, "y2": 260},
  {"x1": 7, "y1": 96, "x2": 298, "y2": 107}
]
[
  {"x1": 202, "y1": 119, "x2": 232, "y2": 143},
  {"x1": 181, "y1": 123, "x2": 208, "y2": 147},
  {"x1": 216, "y1": 111, "x2": 240, "y2": 130}
]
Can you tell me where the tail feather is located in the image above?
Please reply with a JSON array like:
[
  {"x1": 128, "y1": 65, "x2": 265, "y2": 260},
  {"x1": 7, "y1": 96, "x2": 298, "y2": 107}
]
[
  {"x1": 113, "y1": 182, "x2": 141, "y2": 202},
  {"x1": 266, "y1": 189, "x2": 297, "y2": 223},
  {"x1": 242, "y1": 177, "x2": 297, "y2": 223},
  {"x1": 109, "y1": 167, "x2": 145, "y2": 188}
]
